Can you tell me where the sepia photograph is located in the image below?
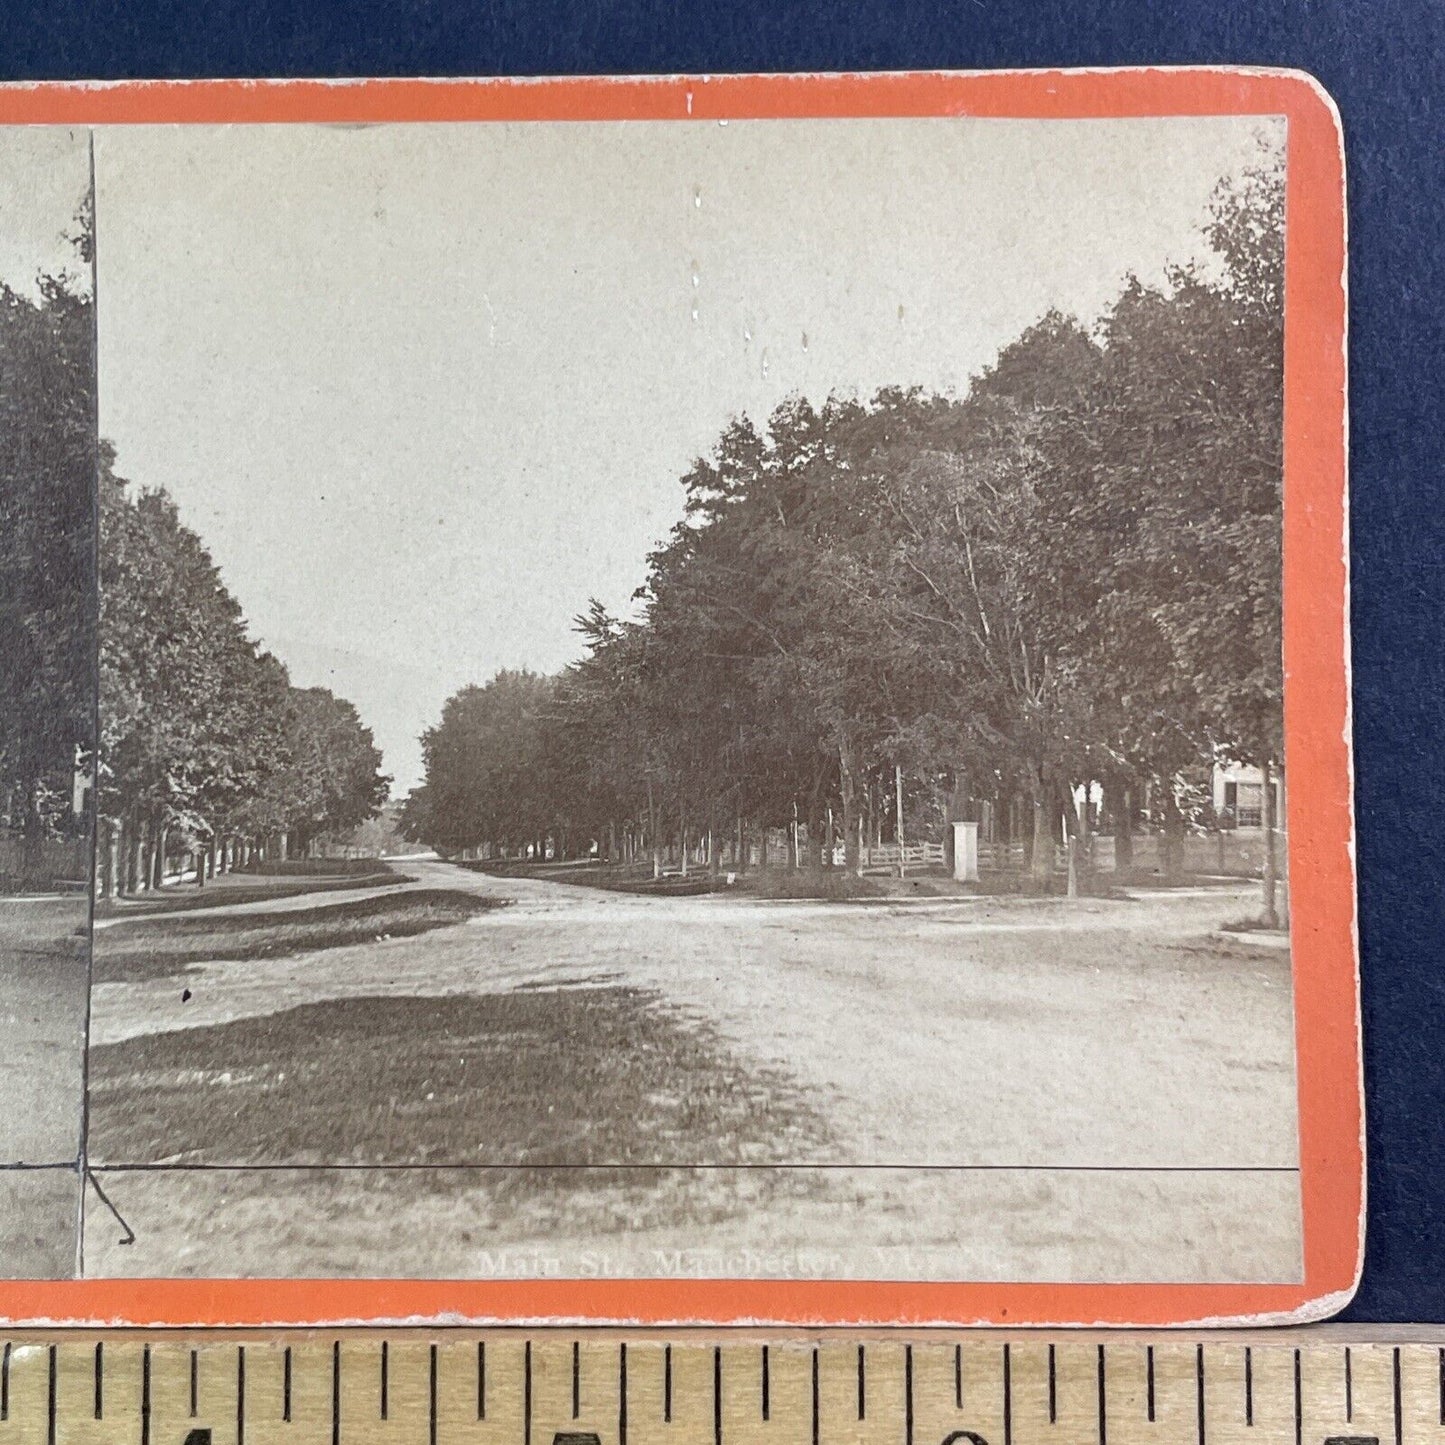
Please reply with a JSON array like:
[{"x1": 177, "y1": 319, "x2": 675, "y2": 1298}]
[
  {"x1": 0, "y1": 126, "x2": 95, "y2": 1277},
  {"x1": 4, "y1": 110, "x2": 1301, "y2": 1284}
]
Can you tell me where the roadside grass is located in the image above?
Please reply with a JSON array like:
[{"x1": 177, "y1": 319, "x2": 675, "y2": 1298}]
[
  {"x1": 460, "y1": 857, "x2": 891, "y2": 899},
  {"x1": 455, "y1": 857, "x2": 1146, "y2": 902},
  {"x1": 92, "y1": 889, "x2": 504, "y2": 982},
  {"x1": 94, "y1": 860, "x2": 407, "y2": 919},
  {"x1": 0, "y1": 895, "x2": 89, "y2": 956},
  {"x1": 1219, "y1": 913, "x2": 1290, "y2": 935},
  {"x1": 88, "y1": 983, "x2": 835, "y2": 1171},
  {"x1": 458, "y1": 859, "x2": 723, "y2": 897},
  {"x1": 750, "y1": 869, "x2": 886, "y2": 900},
  {"x1": 236, "y1": 858, "x2": 399, "y2": 878}
]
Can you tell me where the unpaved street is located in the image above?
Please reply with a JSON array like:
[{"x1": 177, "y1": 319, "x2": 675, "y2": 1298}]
[
  {"x1": 85, "y1": 861, "x2": 1300, "y2": 1282},
  {"x1": 0, "y1": 895, "x2": 87, "y2": 1276}
]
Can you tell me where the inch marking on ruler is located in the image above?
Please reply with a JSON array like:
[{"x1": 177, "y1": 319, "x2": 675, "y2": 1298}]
[{"x1": 0, "y1": 1334, "x2": 1444, "y2": 1445}]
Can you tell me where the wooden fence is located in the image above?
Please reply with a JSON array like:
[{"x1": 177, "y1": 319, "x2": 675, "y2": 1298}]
[{"x1": 856, "y1": 840, "x2": 947, "y2": 873}]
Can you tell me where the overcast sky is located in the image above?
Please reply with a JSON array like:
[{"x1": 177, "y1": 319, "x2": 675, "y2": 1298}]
[
  {"x1": 0, "y1": 127, "x2": 90, "y2": 299},
  {"x1": 90, "y1": 115, "x2": 1281, "y2": 794}
]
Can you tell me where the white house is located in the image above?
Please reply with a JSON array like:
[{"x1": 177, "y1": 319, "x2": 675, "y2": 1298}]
[{"x1": 1212, "y1": 760, "x2": 1281, "y2": 830}]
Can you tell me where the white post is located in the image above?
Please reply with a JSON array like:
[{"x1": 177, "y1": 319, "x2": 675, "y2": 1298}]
[{"x1": 952, "y1": 820, "x2": 979, "y2": 883}]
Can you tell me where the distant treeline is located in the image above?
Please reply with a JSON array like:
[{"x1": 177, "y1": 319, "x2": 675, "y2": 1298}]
[
  {"x1": 402, "y1": 143, "x2": 1286, "y2": 913},
  {"x1": 97, "y1": 464, "x2": 390, "y2": 893}
]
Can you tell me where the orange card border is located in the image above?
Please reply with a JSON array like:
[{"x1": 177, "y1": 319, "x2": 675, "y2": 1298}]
[{"x1": 0, "y1": 67, "x2": 1355, "y2": 1329}]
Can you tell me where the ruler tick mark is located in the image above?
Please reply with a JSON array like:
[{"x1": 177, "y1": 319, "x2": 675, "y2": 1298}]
[
  {"x1": 1048, "y1": 1345, "x2": 1057, "y2": 1425},
  {"x1": 525, "y1": 1341, "x2": 533, "y2": 1445},
  {"x1": 1003, "y1": 1345, "x2": 1012, "y2": 1445},
  {"x1": 331, "y1": 1340, "x2": 340, "y2": 1445},
  {"x1": 381, "y1": 1340, "x2": 389, "y2": 1420},
  {"x1": 1196, "y1": 1345, "x2": 1205, "y2": 1445},
  {"x1": 859, "y1": 1344, "x2": 867, "y2": 1421},
  {"x1": 573, "y1": 1340, "x2": 581, "y2": 1420},
  {"x1": 1097, "y1": 1345, "x2": 1107, "y2": 1445},
  {"x1": 284, "y1": 1348, "x2": 292, "y2": 1423},
  {"x1": 810, "y1": 1348, "x2": 818, "y2": 1445},
  {"x1": 906, "y1": 1346, "x2": 915, "y2": 1445},
  {"x1": 664, "y1": 1345, "x2": 672, "y2": 1423},
  {"x1": 141, "y1": 1345, "x2": 152, "y2": 1445},
  {"x1": 1292, "y1": 1349, "x2": 1302, "y2": 1445},
  {"x1": 1345, "y1": 1346, "x2": 1353, "y2": 1422},
  {"x1": 1245, "y1": 1346, "x2": 1253, "y2": 1427},
  {"x1": 46, "y1": 1345, "x2": 56, "y2": 1445},
  {"x1": 429, "y1": 1343, "x2": 438, "y2": 1445},
  {"x1": 1393, "y1": 1346, "x2": 1403, "y2": 1445},
  {"x1": 190, "y1": 1348, "x2": 198, "y2": 1418},
  {"x1": 1146, "y1": 1345, "x2": 1155, "y2": 1423},
  {"x1": 716, "y1": 1347, "x2": 724, "y2": 1445},
  {"x1": 478, "y1": 1341, "x2": 486, "y2": 1420},
  {"x1": 2, "y1": 1340, "x2": 10, "y2": 1419},
  {"x1": 761, "y1": 1345, "x2": 769, "y2": 1422},
  {"x1": 1438, "y1": 1346, "x2": 1444, "y2": 1426},
  {"x1": 955, "y1": 1343, "x2": 963, "y2": 1411},
  {"x1": 237, "y1": 1346, "x2": 246, "y2": 1445},
  {"x1": 94, "y1": 1340, "x2": 103, "y2": 1419},
  {"x1": 618, "y1": 1342, "x2": 627, "y2": 1445}
]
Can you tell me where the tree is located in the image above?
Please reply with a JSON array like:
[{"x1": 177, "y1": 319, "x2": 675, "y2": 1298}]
[
  {"x1": 405, "y1": 141, "x2": 1286, "y2": 918},
  {"x1": 416, "y1": 671, "x2": 556, "y2": 856},
  {"x1": 0, "y1": 263, "x2": 97, "y2": 852},
  {"x1": 99, "y1": 467, "x2": 387, "y2": 888}
]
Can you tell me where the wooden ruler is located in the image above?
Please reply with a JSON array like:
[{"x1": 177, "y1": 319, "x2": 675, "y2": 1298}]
[{"x1": 0, "y1": 1331, "x2": 1441, "y2": 1445}]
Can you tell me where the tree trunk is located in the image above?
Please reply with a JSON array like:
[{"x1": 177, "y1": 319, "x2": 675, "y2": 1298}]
[
  {"x1": 105, "y1": 820, "x2": 121, "y2": 899},
  {"x1": 1115, "y1": 784, "x2": 1134, "y2": 870},
  {"x1": 1029, "y1": 776, "x2": 1053, "y2": 885},
  {"x1": 943, "y1": 767, "x2": 968, "y2": 873},
  {"x1": 1261, "y1": 757, "x2": 1280, "y2": 928},
  {"x1": 1161, "y1": 787, "x2": 1184, "y2": 883},
  {"x1": 647, "y1": 779, "x2": 661, "y2": 879},
  {"x1": 895, "y1": 765, "x2": 907, "y2": 879},
  {"x1": 839, "y1": 736, "x2": 861, "y2": 876},
  {"x1": 1076, "y1": 780, "x2": 1093, "y2": 892}
]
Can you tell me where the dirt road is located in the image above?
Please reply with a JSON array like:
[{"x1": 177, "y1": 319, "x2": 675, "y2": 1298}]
[
  {"x1": 0, "y1": 895, "x2": 88, "y2": 1276},
  {"x1": 85, "y1": 860, "x2": 1301, "y2": 1282}
]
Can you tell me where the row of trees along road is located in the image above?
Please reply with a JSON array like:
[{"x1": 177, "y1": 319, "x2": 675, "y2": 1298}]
[
  {"x1": 408, "y1": 144, "x2": 1288, "y2": 923},
  {"x1": 98, "y1": 457, "x2": 390, "y2": 894},
  {"x1": 0, "y1": 210, "x2": 96, "y2": 884}
]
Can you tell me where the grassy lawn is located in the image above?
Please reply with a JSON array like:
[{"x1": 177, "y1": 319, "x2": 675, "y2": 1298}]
[
  {"x1": 93, "y1": 889, "x2": 503, "y2": 981},
  {"x1": 88, "y1": 983, "x2": 834, "y2": 1170},
  {"x1": 458, "y1": 857, "x2": 1245, "y2": 903},
  {"x1": 94, "y1": 860, "x2": 409, "y2": 918}
]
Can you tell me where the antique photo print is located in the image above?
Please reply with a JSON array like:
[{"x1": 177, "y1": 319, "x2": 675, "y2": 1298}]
[{"x1": 3, "y1": 109, "x2": 1305, "y2": 1284}]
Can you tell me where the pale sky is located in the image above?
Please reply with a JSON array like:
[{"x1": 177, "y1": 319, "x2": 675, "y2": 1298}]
[
  {"x1": 90, "y1": 115, "x2": 1283, "y2": 794},
  {"x1": 0, "y1": 127, "x2": 91, "y2": 299}
]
